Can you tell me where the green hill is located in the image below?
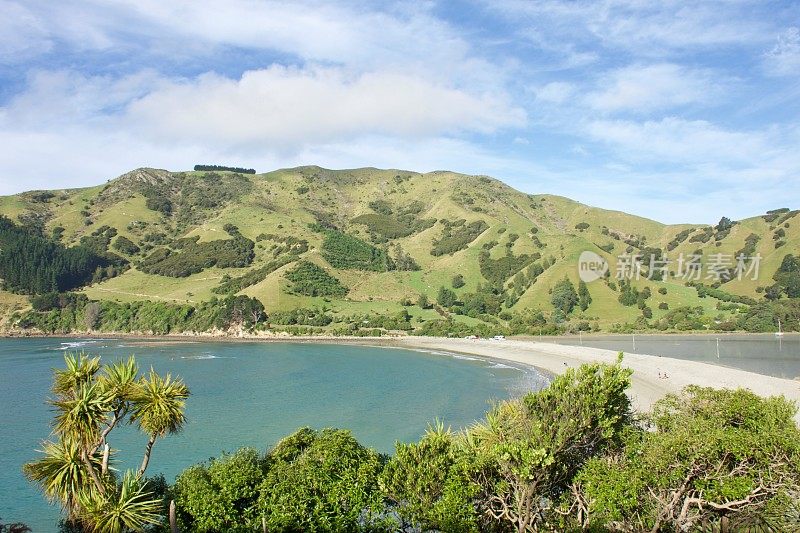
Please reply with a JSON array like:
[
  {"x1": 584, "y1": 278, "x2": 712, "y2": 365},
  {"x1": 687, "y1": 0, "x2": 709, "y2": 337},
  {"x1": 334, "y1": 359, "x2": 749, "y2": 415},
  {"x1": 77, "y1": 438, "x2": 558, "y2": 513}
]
[{"x1": 1, "y1": 166, "x2": 798, "y2": 335}]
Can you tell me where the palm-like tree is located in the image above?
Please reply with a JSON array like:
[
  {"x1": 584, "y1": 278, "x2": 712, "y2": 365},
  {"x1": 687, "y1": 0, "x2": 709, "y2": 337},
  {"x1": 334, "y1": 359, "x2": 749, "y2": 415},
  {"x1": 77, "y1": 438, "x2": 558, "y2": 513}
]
[
  {"x1": 23, "y1": 438, "x2": 104, "y2": 520},
  {"x1": 130, "y1": 368, "x2": 190, "y2": 477},
  {"x1": 52, "y1": 352, "x2": 101, "y2": 396},
  {"x1": 25, "y1": 353, "x2": 190, "y2": 531},
  {"x1": 96, "y1": 357, "x2": 139, "y2": 474},
  {"x1": 52, "y1": 381, "x2": 114, "y2": 448},
  {"x1": 78, "y1": 471, "x2": 161, "y2": 533}
]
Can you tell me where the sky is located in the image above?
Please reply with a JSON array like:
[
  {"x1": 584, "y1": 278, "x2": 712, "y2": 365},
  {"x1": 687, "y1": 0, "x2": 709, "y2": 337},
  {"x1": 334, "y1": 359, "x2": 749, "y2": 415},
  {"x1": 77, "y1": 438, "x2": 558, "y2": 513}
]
[{"x1": 0, "y1": 0, "x2": 798, "y2": 224}]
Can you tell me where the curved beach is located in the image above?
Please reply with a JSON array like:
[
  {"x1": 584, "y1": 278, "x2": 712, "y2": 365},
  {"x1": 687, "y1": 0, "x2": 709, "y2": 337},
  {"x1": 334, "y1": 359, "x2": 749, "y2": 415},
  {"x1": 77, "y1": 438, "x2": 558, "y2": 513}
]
[{"x1": 392, "y1": 337, "x2": 800, "y2": 424}]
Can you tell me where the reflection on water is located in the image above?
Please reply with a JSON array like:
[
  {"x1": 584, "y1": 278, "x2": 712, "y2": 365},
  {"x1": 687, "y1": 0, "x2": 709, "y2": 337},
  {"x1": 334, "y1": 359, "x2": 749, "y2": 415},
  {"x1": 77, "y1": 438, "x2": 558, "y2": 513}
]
[{"x1": 536, "y1": 333, "x2": 800, "y2": 379}]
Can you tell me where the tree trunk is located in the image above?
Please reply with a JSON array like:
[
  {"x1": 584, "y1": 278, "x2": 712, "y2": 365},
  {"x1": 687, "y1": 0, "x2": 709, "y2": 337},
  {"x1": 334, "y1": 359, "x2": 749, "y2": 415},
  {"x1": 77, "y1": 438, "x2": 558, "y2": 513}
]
[
  {"x1": 169, "y1": 500, "x2": 179, "y2": 533},
  {"x1": 81, "y1": 448, "x2": 105, "y2": 496},
  {"x1": 101, "y1": 443, "x2": 110, "y2": 475},
  {"x1": 138, "y1": 434, "x2": 157, "y2": 478}
]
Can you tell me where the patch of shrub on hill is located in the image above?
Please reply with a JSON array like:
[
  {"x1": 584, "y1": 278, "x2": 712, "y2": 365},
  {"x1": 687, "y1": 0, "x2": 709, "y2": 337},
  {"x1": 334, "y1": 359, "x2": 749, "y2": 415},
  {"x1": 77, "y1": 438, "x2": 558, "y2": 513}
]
[
  {"x1": 213, "y1": 255, "x2": 298, "y2": 294},
  {"x1": 139, "y1": 228, "x2": 254, "y2": 277},
  {"x1": 78, "y1": 225, "x2": 117, "y2": 255},
  {"x1": 317, "y1": 227, "x2": 392, "y2": 271},
  {"x1": 765, "y1": 254, "x2": 800, "y2": 299},
  {"x1": 284, "y1": 261, "x2": 348, "y2": 297},
  {"x1": 255, "y1": 234, "x2": 309, "y2": 256},
  {"x1": 652, "y1": 305, "x2": 707, "y2": 330},
  {"x1": 391, "y1": 244, "x2": 420, "y2": 271},
  {"x1": 478, "y1": 249, "x2": 536, "y2": 284},
  {"x1": 666, "y1": 228, "x2": 694, "y2": 250},
  {"x1": 690, "y1": 282, "x2": 757, "y2": 305},
  {"x1": 112, "y1": 235, "x2": 140, "y2": 255},
  {"x1": 340, "y1": 310, "x2": 414, "y2": 331},
  {"x1": 268, "y1": 307, "x2": 333, "y2": 326},
  {"x1": 733, "y1": 232, "x2": 760, "y2": 260},
  {"x1": 352, "y1": 201, "x2": 436, "y2": 242},
  {"x1": 689, "y1": 226, "x2": 713, "y2": 243},
  {"x1": 431, "y1": 219, "x2": 489, "y2": 256},
  {"x1": 414, "y1": 318, "x2": 501, "y2": 337},
  {"x1": 141, "y1": 171, "x2": 253, "y2": 228}
]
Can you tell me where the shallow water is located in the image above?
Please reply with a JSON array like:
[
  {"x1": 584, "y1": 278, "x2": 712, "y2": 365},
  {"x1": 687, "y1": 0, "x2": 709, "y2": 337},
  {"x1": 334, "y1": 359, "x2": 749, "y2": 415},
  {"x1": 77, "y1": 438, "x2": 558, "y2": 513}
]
[
  {"x1": 538, "y1": 333, "x2": 800, "y2": 379},
  {"x1": 0, "y1": 338, "x2": 544, "y2": 531}
]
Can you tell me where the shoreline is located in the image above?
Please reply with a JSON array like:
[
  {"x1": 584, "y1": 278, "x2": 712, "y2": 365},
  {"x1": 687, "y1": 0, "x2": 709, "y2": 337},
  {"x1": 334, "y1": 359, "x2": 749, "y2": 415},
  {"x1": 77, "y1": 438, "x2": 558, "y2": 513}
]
[
  {"x1": 390, "y1": 337, "x2": 800, "y2": 424},
  {"x1": 4, "y1": 332, "x2": 799, "y2": 424}
]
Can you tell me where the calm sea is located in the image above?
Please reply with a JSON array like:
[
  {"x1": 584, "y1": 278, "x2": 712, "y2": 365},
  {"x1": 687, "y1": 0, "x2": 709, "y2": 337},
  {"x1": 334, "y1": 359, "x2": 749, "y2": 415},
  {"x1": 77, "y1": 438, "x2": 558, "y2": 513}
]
[
  {"x1": 0, "y1": 338, "x2": 544, "y2": 531},
  {"x1": 536, "y1": 333, "x2": 800, "y2": 379}
]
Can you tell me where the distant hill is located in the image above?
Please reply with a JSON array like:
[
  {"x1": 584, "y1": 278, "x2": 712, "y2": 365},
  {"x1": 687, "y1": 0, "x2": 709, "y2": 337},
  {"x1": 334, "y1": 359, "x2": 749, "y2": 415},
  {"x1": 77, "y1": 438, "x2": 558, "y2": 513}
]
[{"x1": 0, "y1": 166, "x2": 797, "y2": 335}]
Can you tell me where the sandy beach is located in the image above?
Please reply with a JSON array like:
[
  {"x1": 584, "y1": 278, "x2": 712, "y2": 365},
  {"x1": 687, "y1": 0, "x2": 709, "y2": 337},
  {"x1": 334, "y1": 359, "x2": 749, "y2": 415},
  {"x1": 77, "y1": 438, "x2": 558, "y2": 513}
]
[{"x1": 391, "y1": 337, "x2": 800, "y2": 424}]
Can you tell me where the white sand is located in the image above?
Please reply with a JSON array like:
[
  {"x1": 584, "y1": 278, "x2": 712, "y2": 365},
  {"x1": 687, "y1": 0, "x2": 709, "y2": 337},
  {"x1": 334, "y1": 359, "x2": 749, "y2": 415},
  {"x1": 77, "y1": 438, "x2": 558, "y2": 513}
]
[{"x1": 393, "y1": 337, "x2": 800, "y2": 424}]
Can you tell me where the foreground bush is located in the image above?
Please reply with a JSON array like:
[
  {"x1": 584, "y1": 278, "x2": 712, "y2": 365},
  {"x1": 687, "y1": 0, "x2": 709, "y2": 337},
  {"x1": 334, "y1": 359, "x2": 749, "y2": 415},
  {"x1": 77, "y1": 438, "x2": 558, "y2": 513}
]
[
  {"x1": 32, "y1": 356, "x2": 800, "y2": 532},
  {"x1": 173, "y1": 428, "x2": 388, "y2": 532},
  {"x1": 569, "y1": 386, "x2": 800, "y2": 532}
]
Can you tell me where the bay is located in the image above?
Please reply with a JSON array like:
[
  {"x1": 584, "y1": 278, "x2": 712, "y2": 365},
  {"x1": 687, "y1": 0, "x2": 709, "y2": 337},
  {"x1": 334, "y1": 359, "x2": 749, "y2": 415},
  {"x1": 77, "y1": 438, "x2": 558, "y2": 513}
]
[{"x1": 0, "y1": 338, "x2": 543, "y2": 531}]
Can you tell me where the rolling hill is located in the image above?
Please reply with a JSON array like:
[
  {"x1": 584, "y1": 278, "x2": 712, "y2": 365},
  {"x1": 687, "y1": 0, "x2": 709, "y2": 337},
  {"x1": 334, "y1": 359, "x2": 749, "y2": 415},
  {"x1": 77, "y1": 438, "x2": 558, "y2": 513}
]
[{"x1": 0, "y1": 166, "x2": 798, "y2": 335}]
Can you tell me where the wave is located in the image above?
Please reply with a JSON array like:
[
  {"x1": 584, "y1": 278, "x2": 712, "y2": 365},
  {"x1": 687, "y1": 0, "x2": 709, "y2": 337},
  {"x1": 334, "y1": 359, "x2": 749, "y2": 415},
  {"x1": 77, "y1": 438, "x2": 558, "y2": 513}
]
[
  {"x1": 180, "y1": 354, "x2": 221, "y2": 360},
  {"x1": 488, "y1": 362, "x2": 519, "y2": 370},
  {"x1": 52, "y1": 340, "x2": 101, "y2": 351}
]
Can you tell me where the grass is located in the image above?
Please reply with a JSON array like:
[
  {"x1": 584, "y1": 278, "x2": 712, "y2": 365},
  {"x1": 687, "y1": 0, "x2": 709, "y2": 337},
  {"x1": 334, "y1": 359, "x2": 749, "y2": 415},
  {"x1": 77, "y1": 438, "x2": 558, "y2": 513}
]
[{"x1": 1, "y1": 166, "x2": 797, "y2": 331}]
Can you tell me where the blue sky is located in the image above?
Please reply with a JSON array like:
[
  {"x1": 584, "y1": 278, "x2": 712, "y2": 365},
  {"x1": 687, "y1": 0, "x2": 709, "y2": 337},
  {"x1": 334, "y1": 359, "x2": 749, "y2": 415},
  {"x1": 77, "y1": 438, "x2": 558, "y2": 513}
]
[{"x1": 0, "y1": 0, "x2": 798, "y2": 223}]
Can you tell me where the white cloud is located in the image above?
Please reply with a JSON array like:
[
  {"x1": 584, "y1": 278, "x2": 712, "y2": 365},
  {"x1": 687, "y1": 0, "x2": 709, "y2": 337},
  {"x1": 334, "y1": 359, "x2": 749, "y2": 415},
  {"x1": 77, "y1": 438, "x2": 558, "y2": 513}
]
[
  {"x1": 585, "y1": 63, "x2": 721, "y2": 114},
  {"x1": 534, "y1": 82, "x2": 577, "y2": 104},
  {"x1": 584, "y1": 117, "x2": 772, "y2": 164},
  {"x1": 124, "y1": 66, "x2": 525, "y2": 150},
  {"x1": 0, "y1": 1, "x2": 52, "y2": 62},
  {"x1": 5, "y1": 1, "x2": 501, "y2": 86},
  {"x1": 764, "y1": 27, "x2": 800, "y2": 76},
  {"x1": 1, "y1": 0, "x2": 798, "y2": 226},
  {"x1": 489, "y1": 0, "x2": 774, "y2": 56},
  {"x1": 1, "y1": 69, "x2": 162, "y2": 127},
  {"x1": 0, "y1": 65, "x2": 526, "y2": 193}
]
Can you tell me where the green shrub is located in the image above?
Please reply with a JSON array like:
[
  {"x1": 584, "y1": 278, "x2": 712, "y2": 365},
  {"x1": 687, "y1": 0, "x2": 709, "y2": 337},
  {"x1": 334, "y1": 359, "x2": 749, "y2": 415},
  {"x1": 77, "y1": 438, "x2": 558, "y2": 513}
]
[
  {"x1": 318, "y1": 228, "x2": 392, "y2": 271},
  {"x1": 112, "y1": 235, "x2": 140, "y2": 255},
  {"x1": 431, "y1": 220, "x2": 489, "y2": 256},
  {"x1": 284, "y1": 261, "x2": 348, "y2": 297},
  {"x1": 139, "y1": 234, "x2": 254, "y2": 278}
]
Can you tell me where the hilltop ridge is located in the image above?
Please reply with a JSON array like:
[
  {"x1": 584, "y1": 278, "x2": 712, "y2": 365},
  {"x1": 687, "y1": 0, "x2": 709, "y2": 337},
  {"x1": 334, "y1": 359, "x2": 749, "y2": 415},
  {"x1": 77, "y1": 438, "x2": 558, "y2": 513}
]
[{"x1": 0, "y1": 166, "x2": 797, "y2": 335}]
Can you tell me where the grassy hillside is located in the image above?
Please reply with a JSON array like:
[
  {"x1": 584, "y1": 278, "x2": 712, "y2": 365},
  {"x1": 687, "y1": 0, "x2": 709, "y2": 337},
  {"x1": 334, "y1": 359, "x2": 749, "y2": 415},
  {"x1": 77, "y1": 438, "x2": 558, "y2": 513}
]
[{"x1": 1, "y1": 166, "x2": 797, "y2": 334}]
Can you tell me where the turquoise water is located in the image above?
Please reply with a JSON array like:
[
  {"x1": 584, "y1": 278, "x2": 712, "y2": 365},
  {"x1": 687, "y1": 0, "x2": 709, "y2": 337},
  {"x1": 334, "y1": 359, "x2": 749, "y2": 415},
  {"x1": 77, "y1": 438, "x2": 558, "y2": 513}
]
[{"x1": 0, "y1": 338, "x2": 543, "y2": 531}]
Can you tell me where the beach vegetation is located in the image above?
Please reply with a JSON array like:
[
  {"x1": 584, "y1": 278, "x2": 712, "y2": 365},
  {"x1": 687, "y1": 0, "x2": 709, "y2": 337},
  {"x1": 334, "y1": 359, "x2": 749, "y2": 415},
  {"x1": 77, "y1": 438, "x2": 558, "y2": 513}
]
[
  {"x1": 24, "y1": 353, "x2": 189, "y2": 532},
  {"x1": 568, "y1": 387, "x2": 800, "y2": 532},
  {"x1": 436, "y1": 286, "x2": 457, "y2": 308},
  {"x1": 26, "y1": 355, "x2": 800, "y2": 532}
]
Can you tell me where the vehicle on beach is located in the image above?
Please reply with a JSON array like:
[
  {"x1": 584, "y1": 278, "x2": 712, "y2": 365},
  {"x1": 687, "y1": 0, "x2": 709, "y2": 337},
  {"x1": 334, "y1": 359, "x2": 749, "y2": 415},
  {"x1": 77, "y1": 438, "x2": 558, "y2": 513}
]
[{"x1": 492, "y1": 335, "x2": 506, "y2": 340}]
